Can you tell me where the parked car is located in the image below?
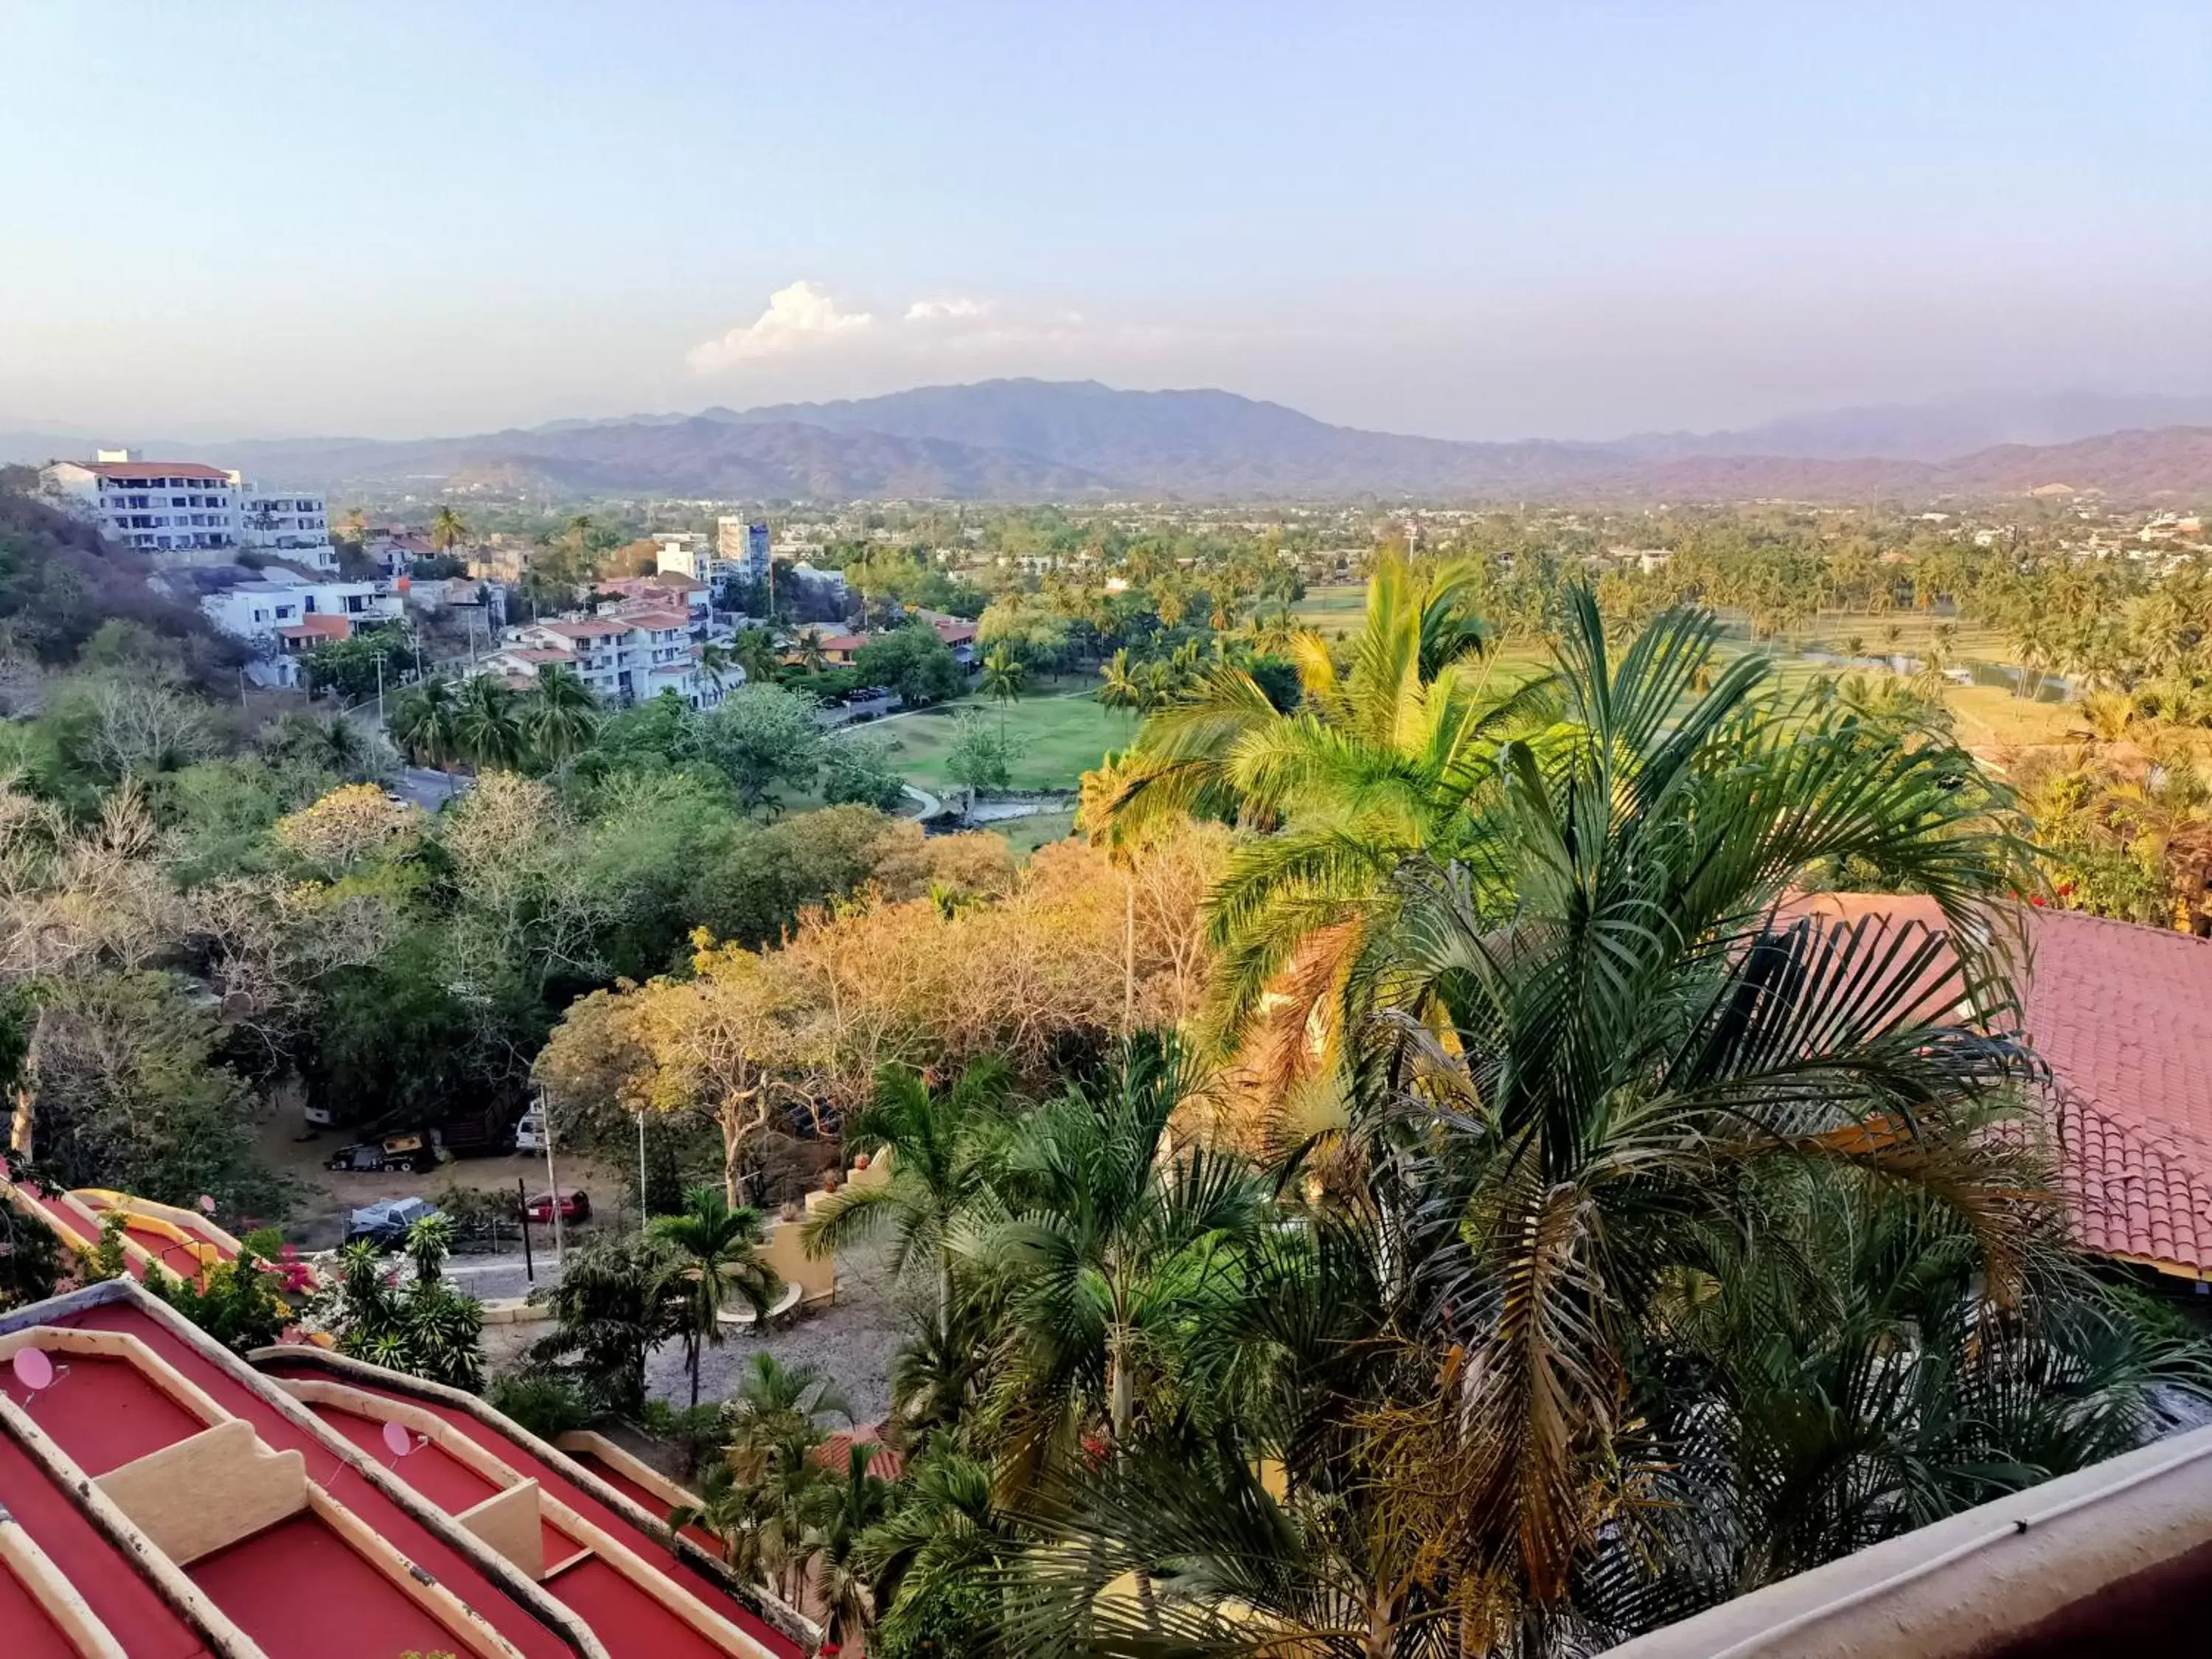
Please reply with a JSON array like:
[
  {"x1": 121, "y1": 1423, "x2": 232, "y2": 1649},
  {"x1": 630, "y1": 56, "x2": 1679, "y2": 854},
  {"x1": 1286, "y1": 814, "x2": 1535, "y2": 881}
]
[
  {"x1": 324, "y1": 1129, "x2": 443, "y2": 1175},
  {"x1": 524, "y1": 1189, "x2": 591, "y2": 1225},
  {"x1": 345, "y1": 1196, "x2": 444, "y2": 1248},
  {"x1": 512, "y1": 1110, "x2": 546, "y2": 1153}
]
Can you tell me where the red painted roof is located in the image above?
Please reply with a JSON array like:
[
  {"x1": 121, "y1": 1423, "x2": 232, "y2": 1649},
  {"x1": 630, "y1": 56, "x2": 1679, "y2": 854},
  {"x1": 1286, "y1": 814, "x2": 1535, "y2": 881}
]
[
  {"x1": 0, "y1": 1428, "x2": 214, "y2": 1659},
  {"x1": 255, "y1": 1355, "x2": 806, "y2": 1659},
  {"x1": 48, "y1": 1300, "x2": 581, "y2": 1659},
  {"x1": 189, "y1": 1514, "x2": 458, "y2": 1659}
]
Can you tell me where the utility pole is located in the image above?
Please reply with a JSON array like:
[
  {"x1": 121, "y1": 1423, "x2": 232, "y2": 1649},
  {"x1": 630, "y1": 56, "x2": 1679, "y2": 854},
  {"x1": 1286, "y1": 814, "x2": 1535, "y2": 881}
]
[
  {"x1": 540, "y1": 1092, "x2": 565, "y2": 1267},
  {"x1": 517, "y1": 1176, "x2": 535, "y2": 1284},
  {"x1": 636, "y1": 1110, "x2": 649, "y2": 1235},
  {"x1": 375, "y1": 653, "x2": 385, "y2": 725}
]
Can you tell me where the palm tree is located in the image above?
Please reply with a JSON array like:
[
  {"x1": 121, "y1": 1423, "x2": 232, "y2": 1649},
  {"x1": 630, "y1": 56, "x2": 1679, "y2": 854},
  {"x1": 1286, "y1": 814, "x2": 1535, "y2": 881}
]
[
  {"x1": 697, "y1": 640, "x2": 738, "y2": 698},
  {"x1": 524, "y1": 662, "x2": 600, "y2": 765},
  {"x1": 858, "y1": 1447, "x2": 1020, "y2": 1651},
  {"x1": 794, "y1": 627, "x2": 830, "y2": 673},
  {"x1": 980, "y1": 644, "x2": 1026, "y2": 740},
  {"x1": 801, "y1": 1060, "x2": 1012, "y2": 1344},
  {"x1": 731, "y1": 627, "x2": 779, "y2": 685},
  {"x1": 429, "y1": 504, "x2": 469, "y2": 560},
  {"x1": 1012, "y1": 596, "x2": 2191, "y2": 1654},
  {"x1": 978, "y1": 1032, "x2": 1264, "y2": 1473},
  {"x1": 808, "y1": 1441, "x2": 896, "y2": 1652},
  {"x1": 650, "y1": 1185, "x2": 779, "y2": 1407},
  {"x1": 1098, "y1": 647, "x2": 1143, "y2": 729},
  {"x1": 453, "y1": 673, "x2": 528, "y2": 772},
  {"x1": 388, "y1": 676, "x2": 459, "y2": 771},
  {"x1": 526, "y1": 1233, "x2": 681, "y2": 1416},
  {"x1": 1099, "y1": 551, "x2": 1558, "y2": 1054}
]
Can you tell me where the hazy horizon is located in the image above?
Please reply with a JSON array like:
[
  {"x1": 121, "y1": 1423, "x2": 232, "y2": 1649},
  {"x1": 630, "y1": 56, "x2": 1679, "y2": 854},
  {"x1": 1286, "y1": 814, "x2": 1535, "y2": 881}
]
[{"x1": 3, "y1": 1, "x2": 2206, "y2": 444}]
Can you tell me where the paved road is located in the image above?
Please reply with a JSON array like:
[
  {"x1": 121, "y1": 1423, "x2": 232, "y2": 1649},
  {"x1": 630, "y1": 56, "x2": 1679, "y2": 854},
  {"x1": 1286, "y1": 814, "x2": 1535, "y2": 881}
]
[{"x1": 391, "y1": 766, "x2": 473, "y2": 811}]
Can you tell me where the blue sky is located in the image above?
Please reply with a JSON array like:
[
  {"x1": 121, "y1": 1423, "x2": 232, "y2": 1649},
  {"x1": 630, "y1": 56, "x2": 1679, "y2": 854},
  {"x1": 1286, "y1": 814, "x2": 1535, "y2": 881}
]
[{"x1": 1, "y1": 1, "x2": 2205, "y2": 440}]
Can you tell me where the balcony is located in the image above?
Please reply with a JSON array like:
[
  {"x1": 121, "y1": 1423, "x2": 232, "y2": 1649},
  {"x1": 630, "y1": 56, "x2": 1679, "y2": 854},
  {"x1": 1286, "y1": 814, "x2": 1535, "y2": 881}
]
[{"x1": 1602, "y1": 1424, "x2": 2212, "y2": 1659}]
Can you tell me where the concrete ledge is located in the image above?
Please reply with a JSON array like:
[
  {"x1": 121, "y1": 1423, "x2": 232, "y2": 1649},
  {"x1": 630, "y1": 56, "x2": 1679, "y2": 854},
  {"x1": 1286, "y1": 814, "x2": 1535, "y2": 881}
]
[{"x1": 1601, "y1": 1423, "x2": 2212, "y2": 1659}]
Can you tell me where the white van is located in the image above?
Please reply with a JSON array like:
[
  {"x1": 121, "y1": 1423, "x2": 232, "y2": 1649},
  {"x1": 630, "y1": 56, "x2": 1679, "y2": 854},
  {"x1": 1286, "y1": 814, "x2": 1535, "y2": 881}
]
[{"x1": 513, "y1": 1109, "x2": 546, "y2": 1153}]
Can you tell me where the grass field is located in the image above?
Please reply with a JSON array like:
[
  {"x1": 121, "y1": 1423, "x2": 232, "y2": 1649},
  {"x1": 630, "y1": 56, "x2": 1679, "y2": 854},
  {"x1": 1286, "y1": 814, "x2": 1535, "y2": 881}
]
[
  {"x1": 1294, "y1": 580, "x2": 2080, "y2": 754},
  {"x1": 871, "y1": 692, "x2": 1130, "y2": 793}
]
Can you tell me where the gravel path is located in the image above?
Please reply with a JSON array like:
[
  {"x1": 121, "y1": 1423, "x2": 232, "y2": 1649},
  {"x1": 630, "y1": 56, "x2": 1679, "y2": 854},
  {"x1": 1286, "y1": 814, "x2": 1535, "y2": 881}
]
[{"x1": 644, "y1": 1242, "x2": 911, "y2": 1421}]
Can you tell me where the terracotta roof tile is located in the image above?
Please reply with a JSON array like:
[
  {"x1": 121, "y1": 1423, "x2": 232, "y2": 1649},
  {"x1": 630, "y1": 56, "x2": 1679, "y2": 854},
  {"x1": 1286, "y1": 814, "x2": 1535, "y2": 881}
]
[
  {"x1": 1801, "y1": 898, "x2": 2212, "y2": 1278},
  {"x1": 80, "y1": 460, "x2": 232, "y2": 481}
]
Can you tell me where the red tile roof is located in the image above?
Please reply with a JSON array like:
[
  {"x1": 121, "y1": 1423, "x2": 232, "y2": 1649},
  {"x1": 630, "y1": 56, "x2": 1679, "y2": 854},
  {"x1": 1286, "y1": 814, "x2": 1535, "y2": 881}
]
[
  {"x1": 616, "y1": 609, "x2": 692, "y2": 630},
  {"x1": 532, "y1": 619, "x2": 625, "y2": 640},
  {"x1": 278, "y1": 613, "x2": 352, "y2": 641},
  {"x1": 814, "y1": 1424, "x2": 904, "y2": 1482},
  {"x1": 80, "y1": 461, "x2": 232, "y2": 481},
  {"x1": 2020, "y1": 908, "x2": 2212, "y2": 1276},
  {"x1": 1793, "y1": 897, "x2": 2212, "y2": 1279}
]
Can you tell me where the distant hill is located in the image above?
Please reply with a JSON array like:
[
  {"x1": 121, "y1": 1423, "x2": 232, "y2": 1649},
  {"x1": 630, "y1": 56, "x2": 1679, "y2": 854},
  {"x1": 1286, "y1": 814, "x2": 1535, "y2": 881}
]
[
  {"x1": 14, "y1": 381, "x2": 2212, "y2": 502},
  {"x1": 1618, "y1": 391, "x2": 2212, "y2": 464}
]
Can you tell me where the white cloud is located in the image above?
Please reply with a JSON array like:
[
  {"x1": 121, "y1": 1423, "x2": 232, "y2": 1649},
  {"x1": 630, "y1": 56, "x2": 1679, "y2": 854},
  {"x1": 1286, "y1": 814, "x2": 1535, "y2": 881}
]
[
  {"x1": 690, "y1": 282, "x2": 1102, "y2": 379},
  {"x1": 686, "y1": 281, "x2": 876, "y2": 371},
  {"x1": 904, "y1": 296, "x2": 990, "y2": 322}
]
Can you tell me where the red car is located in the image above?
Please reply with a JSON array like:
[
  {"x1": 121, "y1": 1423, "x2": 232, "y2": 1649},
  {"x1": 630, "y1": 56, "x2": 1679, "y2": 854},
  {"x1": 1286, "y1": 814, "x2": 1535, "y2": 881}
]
[{"x1": 524, "y1": 1189, "x2": 591, "y2": 1225}]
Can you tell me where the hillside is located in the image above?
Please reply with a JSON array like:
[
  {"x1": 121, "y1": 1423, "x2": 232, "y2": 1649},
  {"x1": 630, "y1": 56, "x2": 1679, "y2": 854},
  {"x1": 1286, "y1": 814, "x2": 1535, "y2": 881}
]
[{"x1": 19, "y1": 383, "x2": 2212, "y2": 504}]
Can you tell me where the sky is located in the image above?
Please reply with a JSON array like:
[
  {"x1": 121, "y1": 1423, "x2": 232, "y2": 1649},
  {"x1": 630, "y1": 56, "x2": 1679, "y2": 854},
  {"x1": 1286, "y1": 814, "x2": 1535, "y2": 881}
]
[{"x1": 1, "y1": 1, "x2": 2206, "y2": 443}]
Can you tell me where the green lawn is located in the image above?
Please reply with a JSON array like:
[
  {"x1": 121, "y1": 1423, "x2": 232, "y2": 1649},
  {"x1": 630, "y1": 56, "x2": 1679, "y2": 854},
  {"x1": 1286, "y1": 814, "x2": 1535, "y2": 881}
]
[
  {"x1": 1293, "y1": 584, "x2": 1369, "y2": 636},
  {"x1": 870, "y1": 692, "x2": 1130, "y2": 793}
]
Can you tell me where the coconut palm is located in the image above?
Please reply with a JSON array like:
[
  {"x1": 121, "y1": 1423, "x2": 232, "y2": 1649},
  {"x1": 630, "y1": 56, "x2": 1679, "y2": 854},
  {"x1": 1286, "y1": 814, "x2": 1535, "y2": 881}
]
[
  {"x1": 524, "y1": 662, "x2": 600, "y2": 764},
  {"x1": 1099, "y1": 648, "x2": 1144, "y2": 728},
  {"x1": 794, "y1": 627, "x2": 830, "y2": 673},
  {"x1": 453, "y1": 673, "x2": 529, "y2": 773},
  {"x1": 981, "y1": 644, "x2": 1026, "y2": 740},
  {"x1": 859, "y1": 1448, "x2": 1021, "y2": 1650},
  {"x1": 387, "y1": 675, "x2": 460, "y2": 771},
  {"x1": 801, "y1": 1060, "x2": 1012, "y2": 1344},
  {"x1": 650, "y1": 1186, "x2": 779, "y2": 1408},
  {"x1": 429, "y1": 504, "x2": 470, "y2": 560}
]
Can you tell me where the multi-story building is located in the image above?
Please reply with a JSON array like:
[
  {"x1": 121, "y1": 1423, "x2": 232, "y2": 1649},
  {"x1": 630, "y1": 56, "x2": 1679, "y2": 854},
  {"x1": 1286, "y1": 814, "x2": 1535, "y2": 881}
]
[
  {"x1": 237, "y1": 487, "x2": 335, "y2": 570},
  {"x1": 41, "y1": 453, "x2": 242, "y2": 560},
  {"x1": 198, "y1": 577, "x2": 406, "y2": 687},
  {"x1": 491, "y1": 608, "x2": 734, "y2": 710},
  {"x1": 599, "y1": 573, "x2": 712, "y2": 629},
  {"x1": 42, "y1": 450, "x2": 333, "y2": 569},
  {"x1": 716, "y1": 516, "x2": 773, "y2": 582}
]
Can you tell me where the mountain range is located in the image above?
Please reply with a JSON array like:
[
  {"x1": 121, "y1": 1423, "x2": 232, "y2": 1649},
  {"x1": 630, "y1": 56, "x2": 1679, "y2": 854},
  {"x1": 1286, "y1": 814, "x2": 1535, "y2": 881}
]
[{"x1": 7, "y1": 382, "x2": 2211, "y2": 503}]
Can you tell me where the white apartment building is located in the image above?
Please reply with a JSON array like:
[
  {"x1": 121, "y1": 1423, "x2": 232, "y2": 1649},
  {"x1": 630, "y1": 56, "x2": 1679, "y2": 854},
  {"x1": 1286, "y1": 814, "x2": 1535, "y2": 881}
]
[
  {"x1": 237, "y1": 489, "x2": 335, "y2": 570},
  {"x1": 41, "y1": 451, "x2": 333, "y2": 570},
  {"x1": 198, "y1": 578, "x2": 405, "y2": 688},
  {"x1": 492, "y1": 608, "x2": 733, "y2": 710}
]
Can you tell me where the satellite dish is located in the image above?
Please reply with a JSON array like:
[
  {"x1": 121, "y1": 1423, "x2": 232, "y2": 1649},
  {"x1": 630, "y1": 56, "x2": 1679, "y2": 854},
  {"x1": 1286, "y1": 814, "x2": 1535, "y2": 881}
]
[
  {"x1": 12, "y1": 1348, "x2": 55, "y2": 1392},
  {"x1": 381, "y1": 1420, "x2": 415, "y2": 1459}
]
